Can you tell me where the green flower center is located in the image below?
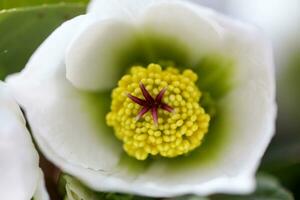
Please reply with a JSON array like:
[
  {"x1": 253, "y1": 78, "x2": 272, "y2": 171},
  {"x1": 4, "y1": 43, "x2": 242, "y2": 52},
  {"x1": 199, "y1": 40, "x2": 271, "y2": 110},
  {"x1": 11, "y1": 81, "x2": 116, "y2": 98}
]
[{"x1": 106, "y1": 64, "x2": 210, "y2": 160}]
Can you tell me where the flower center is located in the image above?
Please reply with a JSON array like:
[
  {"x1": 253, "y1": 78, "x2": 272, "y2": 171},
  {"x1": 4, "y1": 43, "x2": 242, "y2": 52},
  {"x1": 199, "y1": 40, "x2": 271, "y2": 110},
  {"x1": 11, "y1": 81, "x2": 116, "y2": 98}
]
[
  {"x1": 106, "y1": 64, "x2": 210, "y2": 160},
  {"x1": 127, "y1": 82, "x2": 174, "y2": 125}
]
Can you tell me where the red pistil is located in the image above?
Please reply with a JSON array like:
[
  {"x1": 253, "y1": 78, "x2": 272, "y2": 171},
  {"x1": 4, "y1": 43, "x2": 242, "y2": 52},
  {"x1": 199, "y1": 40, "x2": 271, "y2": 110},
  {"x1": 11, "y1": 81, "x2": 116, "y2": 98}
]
[{"x1": 127, "y1": 82, "x2": 174, "y2": 125}]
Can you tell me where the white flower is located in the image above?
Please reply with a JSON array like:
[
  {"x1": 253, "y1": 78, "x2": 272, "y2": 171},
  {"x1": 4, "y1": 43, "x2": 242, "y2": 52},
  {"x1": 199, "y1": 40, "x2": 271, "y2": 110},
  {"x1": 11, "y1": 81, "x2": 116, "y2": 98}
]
[
  {"x1": 6, "y1": 0, "x2": 276, "y2": 198},
  {"x1": 0, "y1": 82, "x2": 49, "y2": 200}
]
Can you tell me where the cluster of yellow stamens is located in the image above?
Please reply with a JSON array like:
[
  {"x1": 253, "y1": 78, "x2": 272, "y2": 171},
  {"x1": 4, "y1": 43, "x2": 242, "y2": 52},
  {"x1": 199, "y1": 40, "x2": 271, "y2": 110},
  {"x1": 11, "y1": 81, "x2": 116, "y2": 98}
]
[{"x1": 106, "y1": 64, "x2": 210, "y2": 160}]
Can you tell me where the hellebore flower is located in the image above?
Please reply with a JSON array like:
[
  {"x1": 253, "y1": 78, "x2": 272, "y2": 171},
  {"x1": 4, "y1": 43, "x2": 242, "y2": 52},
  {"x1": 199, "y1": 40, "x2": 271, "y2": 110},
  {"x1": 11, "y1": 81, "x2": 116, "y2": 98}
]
[
  {"x1": 6, "y1": 0, "x2": 276, "y2": 197},
  {"x1": 0, "y1": 82, "x2": 49, "y2": 200}
]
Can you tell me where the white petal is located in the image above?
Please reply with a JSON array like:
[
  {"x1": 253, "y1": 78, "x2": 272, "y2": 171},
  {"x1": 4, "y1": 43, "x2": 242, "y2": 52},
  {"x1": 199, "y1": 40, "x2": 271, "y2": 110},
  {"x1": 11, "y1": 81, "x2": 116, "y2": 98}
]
[
  {"x1": 67, "y1": 1, "x2": 223, "y2": 91},
  {"x1": 65, "y1": 19, "x2": 137, "y2": 91},
  {"x1": 33, "y1": 170, "x2": 49, "y2": 200},
  {"x1": 208, "y1": 10, "x2": 277, "y2": 185},
  {"x1": 140, "y1": 1, "x2": 224, "y2": 65},
  {"x1": 87, "y1": 0, "x2": 167, "y2": 20},
  {"x1": 7, "y1": 16, "x2": 123, "y2": 172},
  {"x1": 0, "y1": 82, "x2": 49, "y2": 200},
  {"x1": 6, "y1": 2, "x2": 275, "y2": 198}
]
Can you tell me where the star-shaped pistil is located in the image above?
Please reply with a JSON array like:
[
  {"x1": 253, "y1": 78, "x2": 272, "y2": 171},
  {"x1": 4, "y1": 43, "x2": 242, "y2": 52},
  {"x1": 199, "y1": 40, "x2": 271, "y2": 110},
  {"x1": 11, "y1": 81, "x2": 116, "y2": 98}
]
[{"x1": 127, "y1": 82, "x2": 174, "y2": 125}]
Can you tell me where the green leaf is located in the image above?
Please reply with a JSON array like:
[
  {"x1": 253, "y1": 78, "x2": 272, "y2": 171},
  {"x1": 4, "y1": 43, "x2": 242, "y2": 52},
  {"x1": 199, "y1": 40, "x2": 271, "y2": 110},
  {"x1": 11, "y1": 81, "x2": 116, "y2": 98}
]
[
  {"x1": 0, "y1": 3, "x2": 86, "y2": 80},
  {"x1": 166, "y1": 174, "x2": 294, "y2": 200},
  {"x1": 0, "y1": 0, "x2": 89, "y2": 10}
]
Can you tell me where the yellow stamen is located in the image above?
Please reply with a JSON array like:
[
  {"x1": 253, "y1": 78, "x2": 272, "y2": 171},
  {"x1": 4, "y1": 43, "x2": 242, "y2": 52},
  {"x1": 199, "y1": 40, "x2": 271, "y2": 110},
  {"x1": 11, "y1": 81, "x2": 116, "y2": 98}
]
[{"x1": 106, "y1": 64, "x2": 210, "y2": 160}]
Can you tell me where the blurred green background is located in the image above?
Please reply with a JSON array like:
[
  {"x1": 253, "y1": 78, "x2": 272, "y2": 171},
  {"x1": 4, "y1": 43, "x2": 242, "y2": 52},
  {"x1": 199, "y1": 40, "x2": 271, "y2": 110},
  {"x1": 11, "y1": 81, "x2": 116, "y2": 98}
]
[{"x1": 0, "y1": 0, "x2": 299, "y2": 199}]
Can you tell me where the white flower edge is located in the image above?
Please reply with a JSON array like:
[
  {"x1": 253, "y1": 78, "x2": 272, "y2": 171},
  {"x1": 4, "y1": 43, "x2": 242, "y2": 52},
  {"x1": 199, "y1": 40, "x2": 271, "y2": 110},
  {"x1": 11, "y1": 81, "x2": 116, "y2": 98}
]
[
  {"x1": 6, "y1": 0, "x2": 276, "y2": 197},
  {"x1": 0, "y1": 82, "x2": 49, "y2": 200}
]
